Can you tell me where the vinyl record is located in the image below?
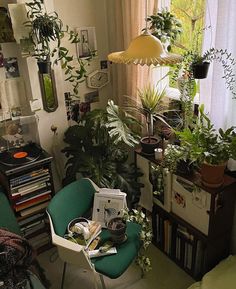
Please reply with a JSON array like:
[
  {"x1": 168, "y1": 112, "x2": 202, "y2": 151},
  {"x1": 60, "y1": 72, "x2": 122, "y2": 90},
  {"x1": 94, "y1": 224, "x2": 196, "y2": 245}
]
[{"x1": 0, "y1": 144, "x2": 41, "y2": 167}]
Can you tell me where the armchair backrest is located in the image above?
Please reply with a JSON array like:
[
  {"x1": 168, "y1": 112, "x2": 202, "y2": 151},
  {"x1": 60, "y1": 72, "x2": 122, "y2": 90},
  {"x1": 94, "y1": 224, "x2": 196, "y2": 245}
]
[
  {"x1": 0, "y1": 190, "x2": 21, "y2": 235},
  {"x1": 47, "y1": 178, "x2": 100, "y2": 272},
  {"x1": 47, "y1": 178, "x2": 98, "y2": 237}
]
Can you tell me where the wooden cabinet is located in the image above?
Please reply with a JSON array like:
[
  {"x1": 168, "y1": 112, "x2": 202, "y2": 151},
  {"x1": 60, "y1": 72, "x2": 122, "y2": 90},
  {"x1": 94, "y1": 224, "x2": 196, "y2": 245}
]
[
  {"x1": 0, "y1": 146, "x2": 54, "y2": 253},
  {"x1": 135, "y1": 149, "x2": 236, "y2": 279}
]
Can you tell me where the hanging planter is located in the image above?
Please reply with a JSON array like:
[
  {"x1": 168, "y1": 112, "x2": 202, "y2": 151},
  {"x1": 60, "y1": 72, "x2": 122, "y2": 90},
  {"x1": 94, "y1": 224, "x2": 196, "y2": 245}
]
[
  {"x1": 191, "y1": 61, "x2": 210, "y2": 79},
  {"x1": 37, "y1": 61, "x2": 51, "y2": 74}
]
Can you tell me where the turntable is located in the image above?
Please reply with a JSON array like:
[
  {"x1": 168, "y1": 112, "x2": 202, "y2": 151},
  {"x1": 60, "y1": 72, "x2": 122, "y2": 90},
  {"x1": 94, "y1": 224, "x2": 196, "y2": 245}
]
[{"x1": 0, "y1": 143, "x2": 52, "y2": 176}]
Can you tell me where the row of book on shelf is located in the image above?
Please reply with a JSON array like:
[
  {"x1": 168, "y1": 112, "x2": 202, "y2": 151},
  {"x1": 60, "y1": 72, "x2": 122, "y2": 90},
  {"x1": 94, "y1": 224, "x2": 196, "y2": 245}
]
[
  {"x1": 9, "y1": 168, "x2": 52, "y2": 217},
  {"x1": 9, "y1": 167, "x2": 53, "y2": 251},
  {"x1": 155, "y1": 211, "x2": 204, "y2": 277},
  {"x1": 19, "y1": 211, "x2": 50, "y2": 250}
]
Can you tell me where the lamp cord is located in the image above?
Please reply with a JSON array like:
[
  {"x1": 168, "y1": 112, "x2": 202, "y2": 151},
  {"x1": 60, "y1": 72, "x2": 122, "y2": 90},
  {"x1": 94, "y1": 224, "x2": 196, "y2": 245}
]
[{"x1": 145, "y1": 0, "x2": 148, "y2": 32}]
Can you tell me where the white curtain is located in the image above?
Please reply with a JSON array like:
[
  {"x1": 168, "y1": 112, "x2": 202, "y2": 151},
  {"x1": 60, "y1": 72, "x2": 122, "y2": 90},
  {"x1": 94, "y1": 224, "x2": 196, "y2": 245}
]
[
  {"x1": 200, "y1": 0, "x2": 236, "y2": 130},
  {"x1": 201, "y1": 0, "x2": 236, "y2": 254}
]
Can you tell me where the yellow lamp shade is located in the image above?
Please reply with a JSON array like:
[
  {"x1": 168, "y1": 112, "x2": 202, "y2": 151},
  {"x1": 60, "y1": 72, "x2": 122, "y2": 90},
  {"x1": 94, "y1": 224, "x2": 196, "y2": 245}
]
[{"x1": 108, "y1": 32, "x2": 182, "y2": 66}]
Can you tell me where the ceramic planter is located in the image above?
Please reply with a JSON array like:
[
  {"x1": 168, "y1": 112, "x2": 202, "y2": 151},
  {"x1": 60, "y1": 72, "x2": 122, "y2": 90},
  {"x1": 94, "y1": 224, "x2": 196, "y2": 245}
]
[
  {"x1": 192, "y1": 62, "x2": 210, "y2": 79},
  {"x1": 107, "y1": 217, "x2": 127, "y2": 244},
  {"x1": 140, "y1": 136, "x2": 160, "y2": 155},
  {"x1": 201, "y1": 162, "x2": 227, "y2": 188},
  {"x1": 37, "y1": 61, "x2": 51, "y2": 74}
]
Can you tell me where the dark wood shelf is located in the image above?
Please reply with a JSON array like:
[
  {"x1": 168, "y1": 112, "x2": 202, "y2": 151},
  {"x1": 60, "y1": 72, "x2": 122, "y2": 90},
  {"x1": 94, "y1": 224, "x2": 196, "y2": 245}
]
[{"x1": 135, "y1": 150, "x2": 236, "y2": 279}]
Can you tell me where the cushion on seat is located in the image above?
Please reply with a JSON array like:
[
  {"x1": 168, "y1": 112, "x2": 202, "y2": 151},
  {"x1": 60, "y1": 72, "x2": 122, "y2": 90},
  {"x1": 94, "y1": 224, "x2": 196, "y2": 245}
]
[
  {"x1": 0, "y1": 190, "x2": 21, "y2": 235},
  {"x1": 92, "y1": 222, "x2": 141, "y2": 279},
  {"x1": 188, "y1": 255, "x2": 236, "y2": 289},
  {"x1": 47, "y1": 179, "x2": 96, "y2": 237}
]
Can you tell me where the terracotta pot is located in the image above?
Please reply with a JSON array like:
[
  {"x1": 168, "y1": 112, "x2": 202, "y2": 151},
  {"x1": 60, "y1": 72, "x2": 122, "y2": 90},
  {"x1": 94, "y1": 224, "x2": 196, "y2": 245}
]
[
  {"x1": 140, "y1": 136, "x2": 160, "y2": 155},
  {"x1": 201, "y1": 162, "x2": 227, "y2": 188},
  {"x1": 192, "y1": 62, "x2": 210, "y2": 79}
]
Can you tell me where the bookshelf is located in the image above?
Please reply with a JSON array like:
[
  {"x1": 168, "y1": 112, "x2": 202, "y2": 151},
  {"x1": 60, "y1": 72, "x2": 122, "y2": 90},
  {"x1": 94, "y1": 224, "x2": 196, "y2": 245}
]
[
  {"x1": 135, "y1": 149, "x2": 236, "y2": 280},
  {"x1": 0, "y1": 150, "x2": 54, "y2": 254}
]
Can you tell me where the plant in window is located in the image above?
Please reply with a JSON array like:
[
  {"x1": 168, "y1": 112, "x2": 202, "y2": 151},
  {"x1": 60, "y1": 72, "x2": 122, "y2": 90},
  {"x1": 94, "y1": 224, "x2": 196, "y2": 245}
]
[
  {"x1": 147, "y1": 9, "x2": 183, "y2": 51},
  {"x1": 176, "y1": 105, "x2": 236, "y2": 187},
  {"x1": 124, "y1": 78, "x2": 171, "y2": 154}
]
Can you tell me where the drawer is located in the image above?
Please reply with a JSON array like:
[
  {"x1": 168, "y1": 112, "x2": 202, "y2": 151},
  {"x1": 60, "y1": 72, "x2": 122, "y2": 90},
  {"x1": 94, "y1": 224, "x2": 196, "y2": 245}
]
[{"x1": 171, "y1": 175, "x2": 211, "y2": 235}]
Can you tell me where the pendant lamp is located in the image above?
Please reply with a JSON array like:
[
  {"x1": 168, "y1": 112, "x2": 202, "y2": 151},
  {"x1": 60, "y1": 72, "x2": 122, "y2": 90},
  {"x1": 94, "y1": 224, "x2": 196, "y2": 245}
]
[{"x1": 108, "y1": 0, "x2": 182, "y2": 66}]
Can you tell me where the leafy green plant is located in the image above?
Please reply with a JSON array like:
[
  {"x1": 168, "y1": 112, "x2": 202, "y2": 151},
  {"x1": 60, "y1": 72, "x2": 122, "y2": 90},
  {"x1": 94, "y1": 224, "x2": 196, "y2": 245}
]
[
  {"x1": 125, "y1": 79, "x2": 170, "y2": 142},
  {"x1": 62, "y1": 100, "x2": 143, "y2": 206},
  {"x1": 176, "y1": 105, "x2": 236, "y2": 165},
  {"x1": 123, "y1": 209, "x2": 152, "y2": 276},
  {"x1": 25, "y1": 0, "x2": 90, "y2": 97},
  {"x1": 147, "y1": 9, "x2": 183, "y2": 51}
]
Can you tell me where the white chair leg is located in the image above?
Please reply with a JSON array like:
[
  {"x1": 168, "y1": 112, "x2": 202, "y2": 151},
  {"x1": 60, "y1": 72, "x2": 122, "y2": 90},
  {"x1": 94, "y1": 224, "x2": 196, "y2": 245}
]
[{"x1": 99, "y1": 274, "x2": 107, "y2": 289}]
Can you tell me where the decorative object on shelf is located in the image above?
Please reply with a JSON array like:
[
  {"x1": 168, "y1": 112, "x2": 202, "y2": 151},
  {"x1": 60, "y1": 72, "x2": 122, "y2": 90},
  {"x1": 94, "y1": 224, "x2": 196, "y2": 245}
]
[
  {"x1": 123, "y1": 209, "x2": 152, "y2": 277},
  {"x1": 176, "y1": 105, "x2": 236, "y2": 187},
  {"x1": 154, "y1": 148, "x2": 163, "y2": 161},
  {"x1": 107, "y1": 0, "x2": 182, "y2": 66},
  {"x1": 86, "y1": 70, "x2": 109, "y2": 89},
  {"x1": 38, "y1": 70, "x2": 58, "y2": 113},
  {"x1": 146, "y1": 9, "x2": 183, "y2": 52}
]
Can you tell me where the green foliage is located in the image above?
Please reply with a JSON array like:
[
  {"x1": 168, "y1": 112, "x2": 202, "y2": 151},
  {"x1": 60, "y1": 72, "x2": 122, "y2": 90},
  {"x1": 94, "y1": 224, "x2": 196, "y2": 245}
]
[
  {"x1": 176, "y1": 105, "x2": 236, "y2": 165},
  {"x1": 147, "y1": 9, "x2": 183, "y2": 51},
  {"x1": 25, "y1": 0, "x2": 90, "y2": 98},
  {"x1": 123, "y1": 209, "x2": 152, "y2": 276},
  {"x1": 125, "y1": 81, "x2": 170, "y2": 140},
  {"x1": 62, "y1": 100, "x2": 143, "y2": 205}
]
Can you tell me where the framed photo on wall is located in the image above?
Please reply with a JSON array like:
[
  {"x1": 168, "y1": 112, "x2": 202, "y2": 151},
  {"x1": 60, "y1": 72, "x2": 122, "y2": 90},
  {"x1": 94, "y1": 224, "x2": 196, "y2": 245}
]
[{"x1": 75, "y1": 26, "x2": 97, "y2": 58}]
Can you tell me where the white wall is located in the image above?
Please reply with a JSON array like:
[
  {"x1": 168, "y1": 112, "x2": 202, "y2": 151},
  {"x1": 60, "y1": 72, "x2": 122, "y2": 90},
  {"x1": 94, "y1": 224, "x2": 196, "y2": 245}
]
[{"x1": 54, "y1": 0, "x2": 112, "y2": 109}]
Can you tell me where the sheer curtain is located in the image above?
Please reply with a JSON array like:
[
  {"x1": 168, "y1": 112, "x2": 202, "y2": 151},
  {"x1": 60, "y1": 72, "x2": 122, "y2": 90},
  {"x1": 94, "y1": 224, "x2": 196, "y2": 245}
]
[
  {"x1": 106, "y1": 0, "x2": 156, "y2": 105},
  {"x1": 200, "y1": 0, "x2": 236, "y2": 253},
  {"x1": 200, "y1": 0, "x2": 236, "y2": 130}
]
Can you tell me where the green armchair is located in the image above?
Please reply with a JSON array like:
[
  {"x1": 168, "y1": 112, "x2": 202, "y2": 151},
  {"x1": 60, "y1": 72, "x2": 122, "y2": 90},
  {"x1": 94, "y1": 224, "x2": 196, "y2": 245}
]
[{"x1": 47, "y1": 178, "x2": 141, "y2": 289}]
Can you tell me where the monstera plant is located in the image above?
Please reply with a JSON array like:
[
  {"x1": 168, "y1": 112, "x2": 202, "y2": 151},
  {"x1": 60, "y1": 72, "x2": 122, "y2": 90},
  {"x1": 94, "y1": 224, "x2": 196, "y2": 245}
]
[{"x1": 62, "y1": 100, "x2": 143, "y2": 206}]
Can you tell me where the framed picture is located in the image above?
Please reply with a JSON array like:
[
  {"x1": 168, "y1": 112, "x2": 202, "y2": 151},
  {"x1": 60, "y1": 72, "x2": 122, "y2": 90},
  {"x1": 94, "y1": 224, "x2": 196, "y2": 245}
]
[
  {"x1": 92, "y1": 190, "x2": 127, "y2": 228},
  {"x1": 75, "y1": 27, "x2": 97, "y2": 58}
]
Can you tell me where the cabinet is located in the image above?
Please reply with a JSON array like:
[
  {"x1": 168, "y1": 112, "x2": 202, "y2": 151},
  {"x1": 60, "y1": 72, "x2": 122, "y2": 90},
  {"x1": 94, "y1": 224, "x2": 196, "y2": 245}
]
[
  {"x1": 0, "y1": 145, "x2": 54, "y2": 253},
  {"x1": 135, "y1": 149, "x2": 236, "y2": 279}
]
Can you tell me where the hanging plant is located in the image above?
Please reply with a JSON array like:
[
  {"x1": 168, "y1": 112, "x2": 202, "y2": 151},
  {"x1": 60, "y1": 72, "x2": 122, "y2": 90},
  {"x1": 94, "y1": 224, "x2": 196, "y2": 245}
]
[
  {"x1": 147, "y1": 9, "x2": 183, "y2": 51},
  {"x1": 123, "y1": 209, "x2": 153, "y2": 276},
  {"x1": 24, "y1": 0, "x2": 90, "y2": 97}
]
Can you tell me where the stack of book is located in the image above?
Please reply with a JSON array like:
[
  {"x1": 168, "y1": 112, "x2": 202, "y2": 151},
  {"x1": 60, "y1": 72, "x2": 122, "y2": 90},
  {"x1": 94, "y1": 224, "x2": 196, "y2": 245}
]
[
  {"x1": 9, "y1": 168, "x2": 51, "y2": 217},
  {"x1": 18, "y1": 211, "x2": 51, "y2": 250}
]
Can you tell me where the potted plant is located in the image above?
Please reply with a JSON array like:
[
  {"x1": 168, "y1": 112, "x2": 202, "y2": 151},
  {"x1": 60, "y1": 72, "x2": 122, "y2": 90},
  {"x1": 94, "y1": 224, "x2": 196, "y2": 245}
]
[
  {"x1": 147, "y1": 9, "x2": 183, "y2": 52},
  {"x1": 24, "y1": 0, "x2": 63, "y2": 73},
  {"x1": 125, "y1": 82, "x2": 170, "y2": 155},
  {"x1": 176, "y1": 105, "x2": 236, "y2": 187},
  {"x1": 24, "y1": 0, "x2": 89, "y2": 97}
]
